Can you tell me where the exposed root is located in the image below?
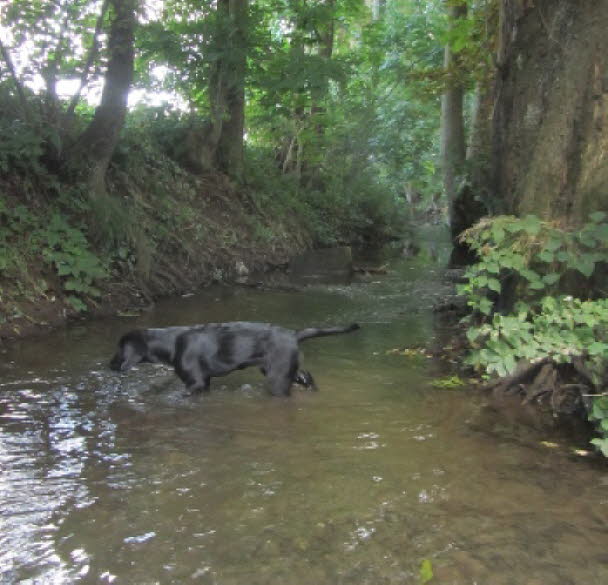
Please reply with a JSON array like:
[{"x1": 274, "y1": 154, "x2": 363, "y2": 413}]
[
  {"x1": 483, "y1": 358, "x2": 592, "y2": 418},
  {"x1": 482, "y1": 358, "x2": 551, "y2": 392},
  {"x1": 353, "y1": 264, "x2": 388, "y2": 275}
]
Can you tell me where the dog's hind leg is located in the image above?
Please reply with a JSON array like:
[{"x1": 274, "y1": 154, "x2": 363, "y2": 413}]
[{"x1": 265, "y1": 351, "x2": 299, "y2": 396}]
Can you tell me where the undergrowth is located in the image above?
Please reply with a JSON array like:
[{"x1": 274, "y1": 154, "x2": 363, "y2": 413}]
[
  {"x1": 0, "y1": 94, "x2": 405, "y2": 331},
  {"x1": 458, "y1": 213, "x2": 608, "y2": 456}
]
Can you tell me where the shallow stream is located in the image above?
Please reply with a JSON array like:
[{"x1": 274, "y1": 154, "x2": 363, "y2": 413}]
[{"x1": 1, "y1": 228, "x2": 607, "y2": 584}]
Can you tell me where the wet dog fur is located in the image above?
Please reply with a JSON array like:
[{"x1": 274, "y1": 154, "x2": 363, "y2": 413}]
[{"x1": 109, "y1": 322, "x2": 360, "y2": 395}]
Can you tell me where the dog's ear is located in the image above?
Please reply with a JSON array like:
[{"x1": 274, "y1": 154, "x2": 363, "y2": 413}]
[{"x1": 110, "y1": 331, "x2": 148, "y2": 371}]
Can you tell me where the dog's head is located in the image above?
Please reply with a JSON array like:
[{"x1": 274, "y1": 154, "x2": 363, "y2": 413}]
[{"x1": 109, "y1": 330, "x2": 149, "y2": 372}]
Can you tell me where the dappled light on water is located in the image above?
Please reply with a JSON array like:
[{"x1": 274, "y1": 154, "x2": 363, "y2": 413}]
[{"x1": 1, "y1": 227, "x2": 607, "y2": 584}]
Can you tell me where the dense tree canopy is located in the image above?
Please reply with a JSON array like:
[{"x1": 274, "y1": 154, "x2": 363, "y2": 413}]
[{"x1": 0, "y1": 0, "x2": 457, "y2": 206}]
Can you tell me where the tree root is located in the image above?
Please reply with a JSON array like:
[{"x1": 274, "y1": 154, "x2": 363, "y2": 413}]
[
  {"x1": 483, "y1": 358, "x2": 593, "y2": 418},
  {"x1": 482, "y1": 358, "x2": 551, "y2": 393}
]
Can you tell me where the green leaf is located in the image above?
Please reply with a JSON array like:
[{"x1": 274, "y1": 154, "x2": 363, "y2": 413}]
[
  {"x1": 504, "y1": 219, "x2": 523, "y2": 233},
  {"x1": 466, "y1": 328, "x2": 481, "y2": 343},
  {"x1": 542, "y1": 273, "x2": 560, "y2": 285},
  {"x1": 67, "y1": 295, "x2": 87, "y2": 312},
  {"x1": 491, "y1": 225, "x2": 505, "y2": 244},
  {"x1": 520, "y1": 215, "x2": 541, "y2": 235},
  {"x1": 419, "y1": 559, "x2": 434, "y2": 584},
  {"x1": 528, "y1": 279, "x2": 546, "y2": 290},
  {"x1": 577, "y1": 231, "x2": 597, "y2": 247},
  {"x1": 545, "y1": 237, "x2": 563, "y2": 252},
  {"x1": 475, "y1": 274, "x2": 488, "y2": 287},
  {"x1": 520, "y1": 268, "x2": 540, "y2": 282},
  {"x1": 539, "y1": 249, "x2": 554, "y2": 263},
  {"x1": 591, "y1": 223, "x2": 608, "y2": 242},
  {"x1": 479, "y1": 297, "x2": 493, "y2": 315},
  {"x1": 589, "y1": 211, "x2": 607, "y2": 223},
  {"x1": 575, "y1": 259, "x2": 595, "y2": 278},
  {"x1": 588, "y1": 342, "x2": 608, "y2": 356},
  {"x1": 56, "y1": 263, "x2": 73, "y2": 277},
  {"x1": 487, "y1": 277, "x2": 501, "y2": 292},
  {"x1": 590, "y1": 438, "x2": 608, "y2": 458}
]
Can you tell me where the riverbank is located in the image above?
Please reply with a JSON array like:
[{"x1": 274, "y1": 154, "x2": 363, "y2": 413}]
[
  {"x1": 1, "y1": 144, "x2": 409, "y2": 343},
  {"x1": 0, "y1": 171, "x2": 305, "y2": 342}
]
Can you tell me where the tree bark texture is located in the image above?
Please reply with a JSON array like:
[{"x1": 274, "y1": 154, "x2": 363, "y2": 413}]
[
  {"x1": 74, "y1": 0, "x2": 137, "y2": 193},
  {"x1": 492, "y1": 0, "x2": 608, "y2": 223},
  {"x1": 208, "y1": 0, "x2": 248, "y2": 179}
]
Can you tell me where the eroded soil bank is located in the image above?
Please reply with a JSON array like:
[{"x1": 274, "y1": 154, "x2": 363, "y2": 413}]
[{"x1": 1, "y1": 173, "x2": 310, "y2": 342}]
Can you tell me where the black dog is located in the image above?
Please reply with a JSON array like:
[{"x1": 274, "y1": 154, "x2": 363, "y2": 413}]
[{"x1": 110, "y1": 322, "x2": 360, "y2": 395}]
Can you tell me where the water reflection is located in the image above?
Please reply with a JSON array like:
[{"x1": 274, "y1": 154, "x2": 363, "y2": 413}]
[{"x1": 0, "y1": 227, "x2": 607, "y2": 584}]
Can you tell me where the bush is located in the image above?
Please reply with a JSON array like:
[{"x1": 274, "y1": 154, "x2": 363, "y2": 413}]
[{"x1": 459, "y1": 213, "x2": 608, "y2": 456}]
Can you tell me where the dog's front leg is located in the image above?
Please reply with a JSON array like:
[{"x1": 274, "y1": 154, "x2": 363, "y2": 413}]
[
  {"x1": 266, "y1": 355, "x2": 298, "y2": 397},
  {"x1": 174, "y1": 360, "x2": 211, "y2": 395},
  {"x1": 186, "y1": 379, "x2": 210, "y2": 394}
]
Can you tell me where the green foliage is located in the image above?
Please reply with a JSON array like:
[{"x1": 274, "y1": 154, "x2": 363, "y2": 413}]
[
  {"x1": 0, "y1": 117, "x2": 45, "y2": 176},
  {"x1": 0, "y1": 199, "x2": 106, "y2": 312},
  {"x1": 35, "y1": 213, "x2": 107, "y2": 304},
  {"x1": 419, "y1": 558, "x2": 434, "y2": 584},
  {"x1": 465, "y1": 296, "x2": 608, "y2": 377},
  {"x1": 2, "y1": 0, "x2": 451, "y2": 226},
  {"x1": 460, "y1": 214, "x2": 608, "y2": 456},
  {"x1": 458, "y1": 213, "x2": 608, "y2": 316},
  {"x1": 431, "y1": 375, "x2": 466, "y2": 389},
  {"x1": 439, "y1": 0, "x2": 496, "y2": 85},
  {"x1": 1, "y1": 1, "x2": 110, "y2": 99},
  {"x1": 244, "y1": 145, "x2": 407, "y2": 246}
]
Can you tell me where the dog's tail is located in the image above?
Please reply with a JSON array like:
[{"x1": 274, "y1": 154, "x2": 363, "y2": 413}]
[{"x1": 296, "y1": 323, "x2": 360, "y2": 342}]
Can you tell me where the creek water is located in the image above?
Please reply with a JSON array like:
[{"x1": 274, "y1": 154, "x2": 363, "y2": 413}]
[{"x1": 1, "y1": 227, "x2": 607, "y2": 585}]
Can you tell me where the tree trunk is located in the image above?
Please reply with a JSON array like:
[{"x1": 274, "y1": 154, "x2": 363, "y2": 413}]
[
  {"x1": 72, "y1": 0, "x2": 137, "y2": 194},
  {"x1": 66, "y1": 0, "x2": 111, "y2": 121},
  {"x1": 311, "y1": 0, "x2": 335, "y2": 120},
  {"x1": 491, "y1": 0, "x2": 608, "y2": 223},
  {"x1": 440, "y1": 1, "x2": 470, "y2": 264},
  {"x1": 440, "y1": 2, "x2": 467, "y2": 230},
  {"x1": 0, "y1": 39, "x2": 32, "y2": 123},
  {"x1": 208, "y1": 0, "x2": 248, "y2": 180}
]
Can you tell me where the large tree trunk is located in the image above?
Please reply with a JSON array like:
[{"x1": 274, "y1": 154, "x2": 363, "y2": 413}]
[
  {"x1": 492, "y1": 0, "x2": 608, "y2": 223},
  {"x1": 440, "y1": 1, "x2": 471, "y2": 264},
  {"x1": 449, "y1": 79, "x2": 493, "y2": 265},
  {"x1": 440, "y1": 2, "x2": 467, "y2": 223},
  {"x1": 208, "y1": 0, "x2": 248, "y2": 180},
  {"x1": 73, "y1": 0, "x2": 137, "y2": 194},
  {"x1": 310, "y1": 0, "x2": 335, "y2": 119}
]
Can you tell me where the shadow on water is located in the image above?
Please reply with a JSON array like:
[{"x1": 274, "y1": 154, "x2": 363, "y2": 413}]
[{"x1": 1, "y1": 225, "x2": 607, "y2": 585}]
